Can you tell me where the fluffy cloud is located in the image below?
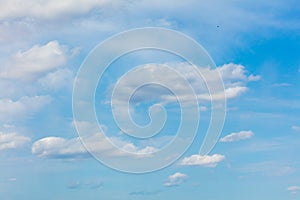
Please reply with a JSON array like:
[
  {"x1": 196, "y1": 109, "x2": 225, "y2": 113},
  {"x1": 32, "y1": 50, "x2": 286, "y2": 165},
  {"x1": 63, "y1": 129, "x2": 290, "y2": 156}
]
[
  {"x1": 38, "y1": 68, "x2": 74, "y2": 91},
  {"x1": 32, "y1": 137, "x2": 85, "y2": 159},
  {"x1": 32, "y1": 133, "x2": 157, "y2": 159},
  {"x1": 219, "y1": 63, "x2": 254, "y2": 81},
  {"x1": 0, "y1": 132, "x2": 31, "y2": 150},
  {"x1": 0, "y1": 41, "x2": 68, "y2": 81},
  {"x1": 287, "y1": 186, "x2": 300, "y2": 194},
  {"x1": 0, "y1": 96, "x2": 51, "y2": 122},
  {"x1": 0, "y1": 0, "x2": 116, "y2": 20},
  {"x1": 179, "y1": 154, "x2": 225, "y2": 167},
  {"x1": 0, "y1": 96, "x2": 51, "y2": 121},
  {"x1": 111, "y1": 62, "x2": 259, "y2": 107},
  {"x1": 163, "y1": 172, "x2": 188, "y2": 187},
  {"x1": 220, "y1": 130, "x2": 254, "y2": 142}
]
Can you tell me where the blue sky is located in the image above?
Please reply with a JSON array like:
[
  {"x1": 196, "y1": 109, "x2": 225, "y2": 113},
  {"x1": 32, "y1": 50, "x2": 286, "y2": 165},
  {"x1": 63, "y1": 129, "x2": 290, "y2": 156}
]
[{"x1": 0, "y1": 0, "x2": 300, "y2": 199}]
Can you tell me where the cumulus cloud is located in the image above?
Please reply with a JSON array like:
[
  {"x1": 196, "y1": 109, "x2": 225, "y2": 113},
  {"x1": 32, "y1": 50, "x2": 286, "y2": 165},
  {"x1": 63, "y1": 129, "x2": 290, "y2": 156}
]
[
  {"x1": 0, "y1": 96, "x2": 51, "y2": 122},
  {"x1": 111, "y1": 62, "x2": 259, "y2": 108},
  {"x1": 218, "y1": 63, "x2": 260, "y2": 82},
  {"x1": 220, "y1": 130, "x2": 254, "y2": 143},
  {"x1": 0, "y1": 132, "x2": 31, "y2": 150},
  {"x1": 163, "y1": 172, "x2": 188, "y2": 187},
  {"x1": 0, "y1": 41, "x2": 68, "y2": 81},
  {"x1": 179, "y1": 154, "x2": 225, "y2": 167},
  {"x1": 32, "y1": 133, "x2": 157, "y2": 159},
  {"x1": 287, "y1": 186, "x2": 300, "y2": 194},
  {"x1": 38, "y1": 68, "x2": 74, "y2": 91},
  {"x1": 32, "y1": 137, "x2": 85, "y2": 159}
]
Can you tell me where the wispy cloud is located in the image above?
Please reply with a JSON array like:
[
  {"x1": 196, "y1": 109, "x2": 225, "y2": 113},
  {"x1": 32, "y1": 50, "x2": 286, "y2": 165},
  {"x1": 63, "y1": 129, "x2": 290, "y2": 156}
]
[
  {"x1": 129, "y1": 190, "x2": 162, "y2": 196},
  {"x1": 0, "y1": 132, "x2": 31, "y2": 151},
  {"x1": 292, "y1": 125, "x2": 300, "y2": 132},
  {"x1": 271, "y1": 83, "x2": 291, "y2": 87},
  {"x1": 287, "y1": 186, "x2": 300, "y2": 194},
  {"x1": 238, "y1": 161, "x2": 295, "y2": 177},
  {"x1": 220, "y1": 130, "x2": 254, "y2": 143},
  {"x1": 0, "y1": 96, "x2": 51, "y2": 122},
  {"x1": 67, "y1": 180, "x2": 103, "y2": 190}
]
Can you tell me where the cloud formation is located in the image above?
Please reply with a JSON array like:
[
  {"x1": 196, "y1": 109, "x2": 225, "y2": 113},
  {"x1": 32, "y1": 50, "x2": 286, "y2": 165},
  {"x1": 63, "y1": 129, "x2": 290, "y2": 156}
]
[
  {"x1": 67, "y1": 180, "x2": 103, "y2": 190},
  {"x1": 0, "y1": 41, "x2": 68, "y2": 81},
  {"x1": 38, "y1": 68, "x2": 74, "y2": 91},
  {"x1": 32, "y1": 133, "x2": 157, "y2": 159},
  {"x1": 287, "y1": 186, "x2": 300, "y2": 194},
  {"x1": 0, "y1": 0, "x2": 115, "y2": 20},
  {"x1": 0, "y1": 132, "x2": 31, "y2": 150},
  {"x1": 0, "y1": 96, "x2": 51, "y2": 122},
  {"x1": 164, "y1": 172, "x2": 188, "y2": 187},
  {"x1": 179, "y1": 154, "x2": 225, "y2": 167},
  {"x1": 111, "y1": 62, "x2": 259, "y2": 108},
  {"x1": 220, "y1": 130, "x2": 254, "y2": 142}
]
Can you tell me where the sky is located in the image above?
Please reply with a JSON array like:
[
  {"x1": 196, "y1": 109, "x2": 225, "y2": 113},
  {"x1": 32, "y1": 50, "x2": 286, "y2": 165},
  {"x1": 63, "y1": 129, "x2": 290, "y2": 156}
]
[{"x1": 0, "y1": 0, "x2": 300, "y2": 199}]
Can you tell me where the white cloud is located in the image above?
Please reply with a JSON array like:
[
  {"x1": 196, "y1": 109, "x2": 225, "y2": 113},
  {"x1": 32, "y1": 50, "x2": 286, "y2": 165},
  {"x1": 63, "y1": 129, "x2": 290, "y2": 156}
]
[
  {"x1": 0, "y1": 132, "x2": 31, "y2": 150},
  {"x1": 0, "y1": 0, "x2": 116, "y2": 20},
  {"x1": 218, "y1": 63, "x2": 249, "y2": 81},
  {"x1": 32, "y1": 133, "x2": 157, "y2": 159},
  {"x1": 111, "y1": 62, "x2": 259, "y2": 107},
  {"x1": 179, "y1": 154, "x2": 225, "y2": 167},
  {"x1": 38, "y1": 68, "x2": 74, "y2": 91},
  {"x1": 287, "y1": 186, "x2": 300, "y2": 194},
  {"x1": 248, "y1": 74, "x2": 261, "y2": 81},
  {"x1": 163, "y1": 172, "x2": 188, "y2": 187},
  {"x1": 220, "y1": 130, "x2": 254, "y2": 143},
  {"x1": 32, "y1": 137, "x2": 81, "y2": 159},
  {"x1": 292, "y1": 125, "x2": 300, "y2": 132},
  {"x1": 0, "y1": 96, "x2": 51, "y2": 122},
  {"x1": 0, "y1": 41, "x2": 68, "y2": 81}
]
